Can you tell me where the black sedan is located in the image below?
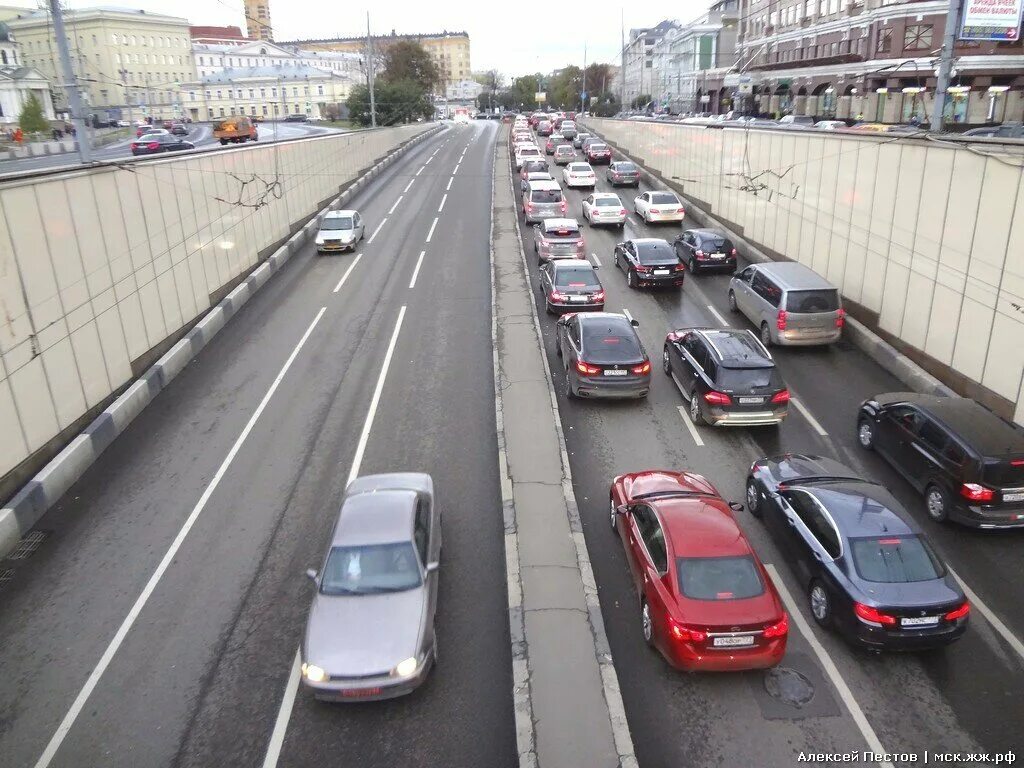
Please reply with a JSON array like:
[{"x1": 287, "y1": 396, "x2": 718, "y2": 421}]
[
  {"x1": 673, "y1": 229, "x2": 737, "y2": 273},
  {"x1": 130, "y1": 133, "x2": 195, "y2": 156},
  {"x1": 555, "y1": 312, "x2": 650, "y2": 400},
  {"x1": 612, "y1": 238, "x2": 685, "y2": 290},
  {"x1": 745, "y1": 454, "x2": 969, "y2": 650},
  {"x1": 539, "y1": 260, "x2": 605, "y2": 314}
]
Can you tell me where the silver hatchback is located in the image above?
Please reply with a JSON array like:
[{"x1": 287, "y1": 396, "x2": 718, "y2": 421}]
[
  {"x1": 301, "y1": 473, "x2": 440, "y2": 701},
  {"x1": 728, "y1": 261, "x2": 844, "y2": 346}
]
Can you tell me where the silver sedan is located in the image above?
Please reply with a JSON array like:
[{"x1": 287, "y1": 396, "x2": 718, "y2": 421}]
[{"x1": 302, "y1": 472, "x2": 440, "y2": 701}]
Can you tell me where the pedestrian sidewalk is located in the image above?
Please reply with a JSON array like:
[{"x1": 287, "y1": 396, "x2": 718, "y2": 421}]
[
  {"x1": 490, "y1": 128, "x2": 636, "y2": 768},
  {"x1": 0, "y1": 127, "x2": 129, "y2": 162}
]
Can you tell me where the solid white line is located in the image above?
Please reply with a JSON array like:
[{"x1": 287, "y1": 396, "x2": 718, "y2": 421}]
[
  {"x1": 426, "y1": 216, "x2": 439, "y2": 243},
  {"x1": 790, "y1": 396, "x2": 828, "y2": 436},
  {"x1": 446, "y1": 177, "x2": 453, "y2": 191},
  {"x1": 388, "y1": 195, "x2": 403, "y2": 215},
  {"x1": 409, "y1": 250, "x2": 426, "y2": 289},
  {"x1": 706, "y1": 303, "x2": 730, "y2": 327},
  {"x1": 438, "y1": 193, "x2": 447, "y2": 212},
  {"x1": 332, "y1": 253, "x2": 363, "y2": 293},
  {"x1": 403, "y1": 179, "x2": 414, "y2": 193},
  {"x1": 590, "y1": 253, "x2": 602, "y2": 267},
  {"x1": 34, "y1": 307, "x2": 328, "y2": 768},
  {"x1": 676, "y1": 405, "x2": 705, "y2": 447},
  {"x1": 766, "y1": 564, "x2": 893, "y2": 768},
  {"x1": 947, "y1": 565, "x2": 1024, "y2": 664},
  {"x1": 260, "y1": 649, "x2": 301, "y2": 768},
  {"x1": 261, "y1": 307, "x2": 408, "y2": 768},
  {"x1": 367, "y1": 218, "x2": 387, "y2": 244}
]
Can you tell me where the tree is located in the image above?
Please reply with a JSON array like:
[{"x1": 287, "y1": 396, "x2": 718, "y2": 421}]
[
  {"x1": 510, "y1": 75, "x2": 540, "y2": 111},
  {"x1": 19, "y1": 92, "x2": 49, "y2": 134},
  {"x1": 380, "y1": 40, "x2": 439, "y2": 94},
  {"x1": 550, "y1": 66, "x2": 583, "y2": 110},
  {"x1": 346, "y1": 79, "x2": 433, "y2": 127},
  {"x1": 630, "y1": 94, "x2": 652, "y2": 110},
  {"x1": 583, "y1": 64, "x2": 614, "y2": 99}
]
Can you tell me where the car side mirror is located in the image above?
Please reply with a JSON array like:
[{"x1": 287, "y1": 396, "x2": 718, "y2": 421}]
[
  {"x1": 733, "y1": 271, "x2": 743, "y2": 278},
  {"x1": 630, "y1": 319, "x2": 640, "y2": 328},
  {"x1": 616, "y1": 505, "x2": 630, "y2": 516},
  {"x1": 305, "y1": 568, "x2": 318, "y2": 582},
  {"x1": 592, "y1": 263, "x2": 600, "y2": 269},
  {"x1": 426, "y1": 561, "x2": 440, "y2": 573},
  {"x1": 729, "y1": 501, "x2": 745, "y2": 512}
]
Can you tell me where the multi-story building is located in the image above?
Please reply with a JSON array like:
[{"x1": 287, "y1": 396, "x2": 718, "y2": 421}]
[
  {"x1": 189, "y1": 25, "x2": 248, "y2": 46},
  {"x1": 446, "y1": 79, "x2": 483, "y2": 101},
  {"x1": 6, "y1": 6, "x2": 195, "y2": 121},
  {"x1": 192, "y1": 40, "x2": 362, "y2": 81},
  {"x1": 735, "y1": 0, "x2": 1024, "y2": 124},
  {"x1": 281, "y1": 30, "x2": 471, "y2": 95},
  {"x1": 618, "y1": 20, "x2": 681, "y2": 107},
  {"x1": 243, "y1": 0, "x2": 273, "y2": 43},
  {"x1": 0, "y1": 20, "x2": 55, "y2": 128}
]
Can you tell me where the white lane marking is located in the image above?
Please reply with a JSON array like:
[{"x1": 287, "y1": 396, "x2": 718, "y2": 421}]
[
  {"x1": 438, "y1": 194, "x2": 447, "y2": 212},
  {"x1": 261, "y1": 307, "x2": 408, "y2": 768},
  {"x1": 403, "y1": 179, "x2": 414, "y2": 193},
  {"x1": 766, "y1": 564, "x2": 893, "y2": 767},
  {"x1": 705, "y1": 303, "x2": 730, "y2": 327},
  {"x1": 34, "y1": 307, "x2": 328, "y2": 768},
  {"x1": 675, "y1": 405, "x2": 705, "y2": 447},
  {"x1": 367, "y1": 218, "x2": 387, "y2": 245},
  {"x1": 426, "y1": 217, "x2": 439, "y2": 243},
  {"x1": 453, "y1": 164, "x2": 460, "y2": 175},
  {"x1": 590, "y1": 253, "x2": 602, "y2": 268},
  {"x1": 446, "y1": 177, "x2": 453, "y2": 191},
  {"x1": 622, "y1": 308, "x2": 634, "y2": 325},
  {"x1": 789, "y1": 396, "x2": 828, "y2": 436},
  {"x1": 431, "y1": 148, "x2": 439, "y2": 157},
  {"x1": 409, "y1": 250, "x2": 426, "y2": 289},
  {"x1": 416, "y1": 166, "x2": 424, "y2": 176},
  {"x1": 628, "y1": 216, "x2": 641, "y2": 226},
  {"x1": 947, "y1": 565, "x2": 1024, "y2": 664},
  {"x1": 388, "y1": 195, "x2": 403, "y2": 215},
  {"x1": 261, "y1": 649, "x2": 301, "y2": 768},
  {"x1": 332, "y1": 253, "x2": 363, "y2": 293},
  {"x1": 424, "y1": 156, "x2": 433, "y2": 166}
]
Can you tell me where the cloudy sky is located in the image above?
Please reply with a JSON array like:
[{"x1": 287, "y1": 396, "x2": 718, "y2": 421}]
[{"x1": 27, "y1": 0, "x2": 712, "y2": 77}]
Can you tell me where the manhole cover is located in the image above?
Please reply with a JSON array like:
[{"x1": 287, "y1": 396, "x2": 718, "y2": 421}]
[{"x1": 764, "y1": 666, "x2": 815, "y2": 708}]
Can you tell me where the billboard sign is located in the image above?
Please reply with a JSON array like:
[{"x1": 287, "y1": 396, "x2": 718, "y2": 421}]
[
  {"x1": 535, "y1": 91, "x2": 546, "y2": 103},
  {"x1": 960, "y1": 0, "x2": 1023, "y2": 40}
]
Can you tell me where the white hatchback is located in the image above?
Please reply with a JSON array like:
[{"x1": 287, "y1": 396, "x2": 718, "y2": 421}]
[
  {"x1": 581, "y1": 193, "x2": 626, "y2": 228},
  {"x1": 562, "y1": 162, "x2": 596, "y2": 188}
]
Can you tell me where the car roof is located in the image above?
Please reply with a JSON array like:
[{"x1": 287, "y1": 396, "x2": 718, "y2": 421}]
[
  {"x1": 754, "y1": 261, "x2": 835, "y2": 290},
  {"x1": 656, "y1": 499, "x2": 751, "y2": 558},
  {"x1": 632, "y1": 237, "x2": 671, "y2": 246},
  {"x1": 593, "y1": 192, "x2": 620, "y2": 199},
  {"x1": 542, "y1": 217, "x2": 579, "y2": 230},
  {"x1": 568, "y1": 162, "x2": 592, "y2": 169},
  {"x1": 552, "y1": 259, "x2": 596, "y2": 273},
  {"x1": 696, "y1": 328, "x2": 773, "y2": 368},
  {"x1": 527, "y1": 171, "x2": 552, "y2": 177},
  {"x1": 528, "y1": 179, "x2": 561, "y2": 190},
  {"x1": 878, "y1": 393, "x2": 1024, "y2": 455},
  {"x1": 686, "y1": 228, "x2": 727, "y2": 239},
  {"x1": 333, "y1": 488, "x2": 416, "y2": 547},
  {"x1": 803, "y1": 483, "x2": 916, "y2": 539},
  {"x1": 325, "y1": 209, "x2": 357, "y2": 218},
  {"x1": 578, "y1": 312, "x2": 634, "y2": 333}
]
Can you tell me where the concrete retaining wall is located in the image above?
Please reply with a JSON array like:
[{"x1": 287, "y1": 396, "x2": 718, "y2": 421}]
[{"x1": 585, "y1": 118, "x2": 1024, "y2": 425}]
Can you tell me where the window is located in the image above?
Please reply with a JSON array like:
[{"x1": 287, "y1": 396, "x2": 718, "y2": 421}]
[
  {"x1": 292, "y1": 87, "x2": 298, "y2": 96},
  {"x1": 230, "y1": 106, "x2": 236, "y2": 115},
  {"x1": 249, "y1": 89, "x2": 254, "y2": 98},
  {"x1": 130, "y1": 35, "x2": 136, "y2": 46},
  {"x1": 751, "y1": 272, "x2": 782, "y2": 307},
  {"x1": 262, "y1": 104, "x2": 268, "y2": 115},
  {"x1": 260, "y1": 88, "x2": 266, "y2": 98},
  {"x1": 317, "y1": 85, "x2": 324, "y2": 95},
  {"x1": 783, "y1": 490, "x2": 842, "y2": 558},
  {"x1": 677, "y1": 556, "x2": 765, "y2": 600},
  {"x1": 208, "y1": 108, "x2": 214, "y2": 119},
  {"x1": 850, "y1": 536, "x2": 943, "y2": 583},
  {"x1": 917, "y1": 420, "x2": 949, "y2": 453},
  {"x1": 112, "y1": 33, "x2": 119, "y2": 45},
  {"x1": 219, "y1": 107, "x2": 225, "y2": 116},
  {"x1": 904, "y1": 24, "x2": 933, "y2": 51},
  {"x1": 190, "y1": 91, "x2": 195, "y2": 101}
]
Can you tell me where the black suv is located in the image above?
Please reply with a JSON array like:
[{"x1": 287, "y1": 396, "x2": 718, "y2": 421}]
[
  {"x1": 857, "y1": 393, "x2": 1024, "y2": 528},
  {"x1": 673, "y1": 229, "x2": 737, "y2": 273},
  {"x1": 663, "y1": 327, "x2": 789, "y2": 427}
]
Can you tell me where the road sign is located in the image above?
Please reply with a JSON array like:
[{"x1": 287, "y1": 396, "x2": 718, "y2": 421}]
[
  {"x1": 960, "y1": 0, "x2": 1023, "y2": 40},
  {"x1": 580, "y1": 91, "x2": 587, "y2": 100},
  {"x1": 535, "y1": 91, "x2": 546, "y2": 103}
]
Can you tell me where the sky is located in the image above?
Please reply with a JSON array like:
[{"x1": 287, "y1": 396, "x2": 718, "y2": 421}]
[{"x1": 23, "y1": 0, "x2": 712, "y2": 78}]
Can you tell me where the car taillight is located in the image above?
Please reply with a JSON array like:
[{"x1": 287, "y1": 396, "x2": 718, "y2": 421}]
[
  {"x1": 619, "y1": 209, "x2": 627, "y2": 215},
  {"x1": 704, "y1": 390, "x2": 732, "y2": 406},
  {"x1": 575, "y1": 360, "x2": 601, "y2": 375},
  {"x1": 526, "y1": 202, "x2": 534, "y2": 211},
  {"x1": 776, "y1": 309, "x2": 787, "y2": 331},
  {"x1": 695, "y1": 249, "x2": 705, "y2": 259},
  {"x1": 549, "y1": 290, "x2": 565, "y2": 301},
  {"x1": 668, "y1": 618, "x2": 706, "y2": 643},
  {"x1": 632, "y1": 361, "x2": 651, "y2": 375},
  {"x1": 853, "y1": 602, "x2": 897, "y2": 628},
  {"x1": 560, "y1": 201, "x2": 567, "y2": 213},
  {"x1": 635, "y1": 264, "x2": 652, "y2": 273},
  {"x1": 146, "y1": 141, "x2": 159, "y2": 149},
  {"x1": 960, "y1": 483, "x2": 995, "y2": 502},
  {"x1": 676, "y1": 208, "x2": 685, "y2": 214},
  {"x1": 944, "y1": 602, "x2": 970, "y2": 621},
  {"x1": 576, "y1": 240, "x2": 585, "y2": 251},
  {"x1": 762, "y1": 613, "x2": 789, "y2": 639},
  {"x1": 592, "y1": 290, "x2": 605, "y2": 301},
  {"x1": 835, "y1": 308, "x2": 846, "y2": 328},
  {"x1": 771, "y1": 389, "x2": 791, "y2": 404},
  {"x1": 731, "y1": 248, "x2": 738, "y2": 256},
  {"x1": 674, "y1": 263, "x2": 686, "y2": 272}
]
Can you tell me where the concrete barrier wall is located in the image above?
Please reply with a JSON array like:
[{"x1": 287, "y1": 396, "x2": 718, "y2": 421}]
[
  {"x1": 586, "y1": 118, "x2": 1024, "y2": 426},
  {"x1": 0, "y1": 124, "x2": 428, "y2": 483}
]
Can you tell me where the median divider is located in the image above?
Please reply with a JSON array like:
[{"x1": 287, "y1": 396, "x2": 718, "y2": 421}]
[{"x1": 0, "y1": 124, "x2": 444, "y2": 560}]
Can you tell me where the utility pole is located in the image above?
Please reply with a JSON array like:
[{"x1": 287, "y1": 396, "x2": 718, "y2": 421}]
[
  {"x1": 581, "y1": 42, "x2": 587, "y2": 114},
  {"x1": 930, "y1": 0, "x2": 962, "y2": 132},
  {"x1": 620, "y1": 10, "x2": 626, "y2": 108},
  {"x1": 366, "y1": 12, "x2": 377, "y2": 127},
  {"x1": 48, "y1": 0, "x2": 92, "y2": 162}
]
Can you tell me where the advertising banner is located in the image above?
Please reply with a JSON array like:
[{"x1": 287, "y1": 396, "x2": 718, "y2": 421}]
[{"x1": 960, "y1": 0, "x2": 1023, "y2": 41}]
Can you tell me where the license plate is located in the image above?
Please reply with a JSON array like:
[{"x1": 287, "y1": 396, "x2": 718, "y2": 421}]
[
  {"x1": 569, "y1": 295, "x2": 588, "y2": 302},
  {"x1": 713, "y1": 635, "x2": 755, "y2": 647},
  {"x1": 1003, "y1": 492, "x2": 1024, "y2": 502},
  {"x1": 900, "y1": 616, "x2": 939, "y2": 628},
  {"x1": 653, "y1": 269, "x2": 670, "y2": 275},
  {"x1": 604, "y1": 369, "x2": 627, "y2": 376},
  {"x1": 710, "y1": 253, "x2": 725, "y2": 259},
  {"x1": 738, "y1": 397, "x2": 764, "y2": 405}
]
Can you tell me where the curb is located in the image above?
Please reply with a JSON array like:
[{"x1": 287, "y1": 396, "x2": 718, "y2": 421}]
[
  {"x1": 582, "y1": 121, "x2": 958, "y2": 402},
  {"x1": 0, "y1": 124, "x2": 444, "y2": 560}
]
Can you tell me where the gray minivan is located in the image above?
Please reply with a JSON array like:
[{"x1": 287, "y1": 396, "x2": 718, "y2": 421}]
[
  {"x1": 523, "y1": 179, "x2": 567, "y2": 223},
  {"x1": 728, "y1": 261, "x2": 844, "y2": 346}
]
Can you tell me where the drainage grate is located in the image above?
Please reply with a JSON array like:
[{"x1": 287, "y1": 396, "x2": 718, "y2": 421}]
[
  {"x1": 6, "y1": 530, "x2": 49, "y2": 560},
  {"x1": 0, "y1": 569, "x2": 14, "y2": 587}
]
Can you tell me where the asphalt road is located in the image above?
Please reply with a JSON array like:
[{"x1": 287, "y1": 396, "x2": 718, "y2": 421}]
[
  {"x1": 0, "y1": 121, "x2": 344, "y2": 175},
  {"x1": 512, "y1": 138, "x2": 1024, "y2": 766},
  {"x1": 0, "y1": 120, "x2": 516, "y2": 768}
]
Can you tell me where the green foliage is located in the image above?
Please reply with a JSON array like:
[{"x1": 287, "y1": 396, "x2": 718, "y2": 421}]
[
  {"x1": 380, "y1": 40, "x2": 439, "y2": 93},
  {"x1": 509, "y1": 75, "x2": 540, "y2": 110},
  {"x1": 630, "y1": 94, "x2": 652, "y2": 110},
  {"x1": 549, "y1": 66, "x2": 583, "y2": 110},
  {"x1": 345, "y1": 80, "x2": 433, "y2": 127},
  {"x1": 19, "y1": 92, "x2": 49, "y2": 133}
]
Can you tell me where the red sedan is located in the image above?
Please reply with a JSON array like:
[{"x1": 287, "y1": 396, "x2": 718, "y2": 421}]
[{"x1": 609, "y1": 469, "x2": 788, "y2": 671}]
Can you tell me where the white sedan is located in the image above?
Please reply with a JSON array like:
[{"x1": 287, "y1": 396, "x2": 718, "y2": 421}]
[
  {"x1": 562, "y1": 162, "x2": 597, "y2": 189},
  {"x1": 581, "y1": 192, "x2": 626, "y2": 228},
  {"x1": 633, "y1": 191, "x2": 685, "y2": 224},
  {"x1": 514, "y1": 145, "x2": 543, "y2": 169}
]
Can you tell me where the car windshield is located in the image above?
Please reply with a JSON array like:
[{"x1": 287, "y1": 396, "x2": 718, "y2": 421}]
[
  {"x1": 321, "y1": 218, "x2": 353, "y2": 230},
  {"x1": 581, "y1": 323, "x2": 641, "y2": 361},
  {"x1": 589, "y1": 144, "x2": 608, "y2": 151},
  {"x1": 850, "y1": 535, "x2": 944, "y2": 583},
  {"x1": 594, "y1": 197, "x2": 621, "y2": 207},
  {"x1": 676, "y1": 555, "x2": 765, "y2": 600},
  {"x1": 531, "y1": 189, "x2": 562, "y2": 203},
  {"x1": 717, "y1": 366, "x2": 777, "y2": 390},
  {"x1": 701, "y1": 236, "x2": 729, "y2": 250},
  {"x1": 320, "y1": 542, "x2": 422, "y2": 595},
  {"x1": 569, "y1": 164, "x2": 592, "y2": 173},
  {"x1": 554, "y1": 265, "x2": 599, "y2": 287},
  {"x1": 635, "y1": 241, "x2": 676, "y2": 264},
  {"x1": 785, "y1": 289, "x2": 840, "y2": 313},
  {"x1": 614, "y1": 163, "x2": 638, "y2": 172},
  {"x1": 651, "y1": 193, "x2": 679, "y2": 205}
]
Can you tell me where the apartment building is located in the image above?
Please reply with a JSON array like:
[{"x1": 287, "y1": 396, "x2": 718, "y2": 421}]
[
  {"x1": 192, "y1": 40, "x2": 361, "y2": 81},
  {"x1": 735, "y1": 0, "x2": 1024, "y2": 124},
  {"x1": 619, "y1": 20, "x2": 681, "y2": 106},
  {"x1": 243, "y1": 0, "x2": 273, "y2": 43}
]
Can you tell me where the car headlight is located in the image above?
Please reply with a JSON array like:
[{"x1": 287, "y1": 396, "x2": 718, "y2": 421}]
[
  {"x1": 301, "y1": 663, "x2": 327, "y2": 683},
  {"x1": 392, "y1": 656, "x2": 419, "y2": 678}
]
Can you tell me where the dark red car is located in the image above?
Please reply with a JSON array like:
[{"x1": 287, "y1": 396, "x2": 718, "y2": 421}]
[
  {"x1": 610, "y1": 469, "x2": 788, "y2": 672},
  {"x1": 585, "y1": 142, "x2": 612, "y2": 164}
]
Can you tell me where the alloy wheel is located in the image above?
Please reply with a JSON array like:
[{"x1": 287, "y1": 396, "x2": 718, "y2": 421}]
[
  {"x1": 662, "y1": 348, "x2": 671, "y2": 375},
  {"x1": 858, "y1": 420, "x2": 874, "y2": 449},
  {"x1": 746, "y1": 479, "x2": 761, "y2": 515},
  {"x1": 641, "y1": 602, "x2": 653, "y2": 644},
  {"x1": 810, "y1": 583, "x2": 830, "y2": 625},
  {"x1": 689, "y1": 393, "x2": 702, "y2": 424},
  {"x1": 925, "y1": 486, "x2": 948, "y2": 522},
  {"x1": 609, "y1": 496, "x2": 617, "y2": 531}
]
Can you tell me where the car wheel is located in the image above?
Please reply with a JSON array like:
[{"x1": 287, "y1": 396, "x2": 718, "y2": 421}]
[
  {"x1": 627, "y1": 269, "x2": 638, "y2": 289},
  {"x1": 809, "y1": 580, "x2": 833, "y2": 628},
  {"x1": 925, "y1": 484, "x2": 950, "y2": 523},
  {"x1": 689, "y1": 257, "x2": 698, "y2": 274},
  {"x1": 857, "y1": 418, "x2": 875, "y2": 450},
  {"x1": 662, "y1": 346, "x2": 672, "y2": 375},
  {"x1": 728, "y1": 290, "x2": 738, "y2": 313},
  {"x1": 609, "y1": 494, "x2": 618, "y2": 531},
  {"x1": 564, "y1": 368, "x2": 577, "y2": 399},
  {"x1": 641, "y1": 600, "x2": 654, "y2": 646},
  {"x1": 746, "y1": 477, "x2": 763, "y2": 518},
  {"x1": 760, "y1": 322, "x2": 773, "y2": 347},
  {"x1": 689, "y1": 391, "x2": 705, "y2": 425}
]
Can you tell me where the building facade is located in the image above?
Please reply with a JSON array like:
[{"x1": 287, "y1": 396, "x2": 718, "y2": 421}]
[
  {"x1": 192, "y1": 40, "x2": 362, "y2": 81},
  {"x1": 189, "y1": 25, "x2": 247, "y2": 45},
  {"x1": 6, "y1": 7, "x2": 195, "y2": 121},
  {"x1": 446, "y1": 78, "x2": 483, "y2": 101},
  {"x1": 243, "y1": 0, "x2": 273, "y2": 43},
  {"x1": 619, "y1": 20, "x2": 681, "y2": 107},
  {"x1": 735, "y1": 0, "x2": 1024, "y2": 124}
]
